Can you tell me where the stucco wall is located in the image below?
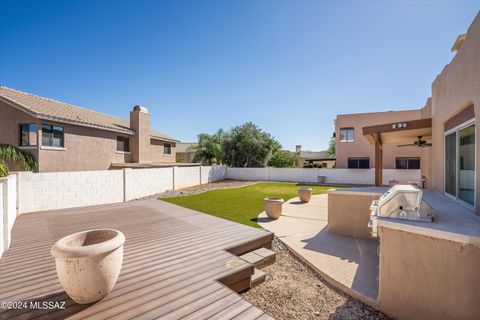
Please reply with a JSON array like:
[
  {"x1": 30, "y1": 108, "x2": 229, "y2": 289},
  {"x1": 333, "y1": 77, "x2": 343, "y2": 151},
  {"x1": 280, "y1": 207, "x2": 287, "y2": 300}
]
[
  {"x1": 430, "y1": 13, "x2": 480, "y2": 213},
  {"x1": 378, "y1": 226, "x2": 480, "y2": 320},
  {"x1": 327, "y1": 190, "x2": 380, "y2": 239},
  {"x1": 335, "y1": 109, "x2": 425, "y2": 168},
  {"x1": 149, "y1": 139, "x2": 176, "y2": 163},
  {"x1": 38, "y1": 120, "x2": 133, "y2": 172},
  {"x1": 0, "y1": 100, "x2": 39, "y2": 163}
]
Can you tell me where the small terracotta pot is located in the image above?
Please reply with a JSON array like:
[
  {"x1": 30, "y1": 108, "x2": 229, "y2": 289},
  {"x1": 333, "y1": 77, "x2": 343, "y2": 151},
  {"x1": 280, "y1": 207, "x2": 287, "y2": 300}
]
[
  {"x1": 51, "y1": 229, "x2": 125, "y2": 304},
  {"x1": 298, "y1": 188, "x2": 312, "y2": 202},
  {"x1": 264, "y1": 198, "x2": 284, "y2": 219}
]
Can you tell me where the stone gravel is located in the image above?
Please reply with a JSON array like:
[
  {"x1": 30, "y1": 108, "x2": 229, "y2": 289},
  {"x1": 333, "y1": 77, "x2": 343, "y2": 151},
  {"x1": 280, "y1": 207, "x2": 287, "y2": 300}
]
[{"x1": 242, "y1": 237, "x2": 391, "y2": 320}]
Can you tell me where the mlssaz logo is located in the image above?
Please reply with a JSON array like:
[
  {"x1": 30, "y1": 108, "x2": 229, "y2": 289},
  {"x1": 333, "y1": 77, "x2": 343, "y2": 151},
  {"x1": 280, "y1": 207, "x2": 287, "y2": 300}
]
[{"x1": 29, "y1": 301, "x2": 66, "y2": 310}]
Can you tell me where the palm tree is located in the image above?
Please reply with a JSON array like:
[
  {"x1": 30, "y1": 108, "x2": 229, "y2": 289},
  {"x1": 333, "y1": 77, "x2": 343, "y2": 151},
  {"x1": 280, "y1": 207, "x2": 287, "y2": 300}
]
[
  {"x1": 0, "y1": 144, "x2": 37, "y2": 177},
  {"x1": 192, "y1": 129, "x2": 225, "y2": 165}
]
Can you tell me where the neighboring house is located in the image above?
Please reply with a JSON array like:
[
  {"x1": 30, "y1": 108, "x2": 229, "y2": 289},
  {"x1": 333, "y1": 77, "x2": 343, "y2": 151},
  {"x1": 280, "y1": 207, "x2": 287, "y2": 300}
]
[
  {"x1": 334, "y1": 12, "x2": 479, "y2": 214},
  {"x1": 334, "y1": 108, "x2": 430, "y2": 179},
  {"x1": 175, "y1": 142, "x2": 198, "y2": 163},
  {"x1": 294, "y1": 145, "x2": 335, "y2": 168},
  {"x1": 0, "y1": 87, "x2": 178, "y2": 172}
]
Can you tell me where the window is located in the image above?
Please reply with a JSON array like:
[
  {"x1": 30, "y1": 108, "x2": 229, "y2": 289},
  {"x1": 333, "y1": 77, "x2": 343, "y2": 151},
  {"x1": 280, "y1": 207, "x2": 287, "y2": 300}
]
[
  {"x1": 19, "y1": 124, "x2": 38, "y2": 146},
  {"x1": 348, "y1": 157, "x2": 369, "y2": 169},
  {"x1": 116, "y1": 136, "x2": 130, "y2": 152},
  {"x1": 164, "y1": 143, "x2": 172, "y2": 155},
  {"x1": 396, "y1": 157, "x2": 420, "y2": 169},
  {"x1": 340, "y1": 128, "x2": 354, "y2": 142},
  {"x1": 42, "y1": 124, "x2": 64, "y2": 147}
]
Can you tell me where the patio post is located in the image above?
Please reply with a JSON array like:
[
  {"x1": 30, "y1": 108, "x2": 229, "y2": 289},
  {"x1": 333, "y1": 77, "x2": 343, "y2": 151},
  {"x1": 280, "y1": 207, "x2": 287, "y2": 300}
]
[{"x1": 374, "y1": 133, "x2": 383, "y2": 187}]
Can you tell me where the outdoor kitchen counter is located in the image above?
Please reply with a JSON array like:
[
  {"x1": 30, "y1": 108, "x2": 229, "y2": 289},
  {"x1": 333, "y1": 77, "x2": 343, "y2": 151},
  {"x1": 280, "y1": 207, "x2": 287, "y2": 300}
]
[
  {"x1": 377, "y1": 191, "x2": 480, "y2": 247},
  {"x1": 341, "y1": 187, "x2": 480, "y2": 247}
]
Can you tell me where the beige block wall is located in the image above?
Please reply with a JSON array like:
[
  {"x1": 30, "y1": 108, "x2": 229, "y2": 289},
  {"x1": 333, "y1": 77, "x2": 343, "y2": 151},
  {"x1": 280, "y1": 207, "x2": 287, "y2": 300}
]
[
  {"x1": 430, "y1": 12, "x2": 480, "y2": 213},
  {"x1": 335, "y1": 109, "x2": 432, "y2": 186},
  {"x1": 378, "y1": 227, "x2": 480, "y2": 320}
]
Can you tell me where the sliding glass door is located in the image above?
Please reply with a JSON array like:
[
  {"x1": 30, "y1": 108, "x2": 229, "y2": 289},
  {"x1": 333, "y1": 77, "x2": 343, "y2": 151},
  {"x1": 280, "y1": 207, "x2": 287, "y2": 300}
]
[
  {"x1": 445, "y1": 132, "x2": 457, "y2": 197},
  {"x1": 445, "y1": 122, "x2": 476, "y2": 206}
]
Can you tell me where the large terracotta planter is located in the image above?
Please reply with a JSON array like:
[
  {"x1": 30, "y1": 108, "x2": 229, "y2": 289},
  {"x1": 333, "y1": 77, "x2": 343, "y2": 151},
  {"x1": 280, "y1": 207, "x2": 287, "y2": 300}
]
[
  {"x1": 264, "y1": 198, "x2": 284, "y2": 219},
  {"x1": 51, "y1": 229, "x2": 125, "y2": 304},
  {"x1": 298, "y1": 188, "x2": 312, "y2": 202}
]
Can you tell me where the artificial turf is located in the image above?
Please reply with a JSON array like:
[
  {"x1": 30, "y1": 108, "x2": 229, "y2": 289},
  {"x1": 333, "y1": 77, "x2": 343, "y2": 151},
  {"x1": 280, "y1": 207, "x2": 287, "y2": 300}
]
[{"x1": 160, "y1": 182, "x2": 341, "y2": 227}]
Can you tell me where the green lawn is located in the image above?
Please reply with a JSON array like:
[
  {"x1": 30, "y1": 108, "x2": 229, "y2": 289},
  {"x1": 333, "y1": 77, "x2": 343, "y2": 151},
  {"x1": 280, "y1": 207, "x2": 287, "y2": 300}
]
[{"x1": 161, "y1": 182, "x2": 341, "y2": 227}]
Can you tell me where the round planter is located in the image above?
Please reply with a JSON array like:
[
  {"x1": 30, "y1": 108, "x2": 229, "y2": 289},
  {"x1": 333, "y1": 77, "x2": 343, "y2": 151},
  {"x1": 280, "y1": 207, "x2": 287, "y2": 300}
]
[
  {"x1": 51, "y1": 229, "x2": 125, "y2": 304},
  {"x1": 264, "y1": 198, "x2": 284, "y2": 219},
  {"x1": 298, "y1": 188, "x2": 312, "y2": 203}
]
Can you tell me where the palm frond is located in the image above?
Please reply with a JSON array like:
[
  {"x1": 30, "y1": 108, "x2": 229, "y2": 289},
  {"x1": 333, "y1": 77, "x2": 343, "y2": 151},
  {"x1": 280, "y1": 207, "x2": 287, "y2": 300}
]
[{"x1": 0, "y1": 144, "x2": 37, "y2": 176}]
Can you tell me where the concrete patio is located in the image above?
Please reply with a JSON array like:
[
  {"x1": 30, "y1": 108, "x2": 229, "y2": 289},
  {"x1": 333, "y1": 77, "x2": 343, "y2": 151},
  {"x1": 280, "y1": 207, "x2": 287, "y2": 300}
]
[{"x1": 258, "y1": 194, "x2": 379, "y2": 305}]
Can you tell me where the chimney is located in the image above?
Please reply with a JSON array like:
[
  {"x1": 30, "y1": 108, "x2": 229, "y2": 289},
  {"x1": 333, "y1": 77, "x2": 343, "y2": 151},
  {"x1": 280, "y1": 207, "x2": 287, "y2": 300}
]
[
  {"x1": 295, "y1": 145, "x2": 302, "y2": 154},
  {"x1": 130, "y1": 105, "x2": 151, "y2": 163}
]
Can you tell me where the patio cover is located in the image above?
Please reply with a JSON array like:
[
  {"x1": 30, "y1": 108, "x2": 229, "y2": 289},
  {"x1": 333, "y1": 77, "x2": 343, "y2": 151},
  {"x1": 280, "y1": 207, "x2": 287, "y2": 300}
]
[{"x1": 362, "y1": 118, "x2": 432, "y2": 186}]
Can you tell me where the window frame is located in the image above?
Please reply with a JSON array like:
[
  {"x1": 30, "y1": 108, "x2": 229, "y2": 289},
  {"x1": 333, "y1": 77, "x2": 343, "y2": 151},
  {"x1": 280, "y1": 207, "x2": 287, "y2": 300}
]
[
  {"x1": 339, "y1": 127, "x2": 354, "y2": 142},
  {"x1": 41, "y1": 124, "x2": 64, "y2": 148},
  {"x1": 116, "y1": 136, "x2": 130, "y2": 153},
  {"x1": 395, "y1": 157, "x2": 421, "y2": 170},
  {"x1": 164, "y1": 143, "x2": 172, "y2": 155},
  {"x1": 19, "y1": 123, "x2": 38, "y2": 147},
  {"x1": 347, "y1": 157, "x2": 370, "y2": 169}
]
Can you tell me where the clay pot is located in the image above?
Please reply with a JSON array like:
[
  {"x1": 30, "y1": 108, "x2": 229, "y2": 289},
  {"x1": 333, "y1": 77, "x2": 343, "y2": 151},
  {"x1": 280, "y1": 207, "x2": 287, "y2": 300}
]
[
  {"x1": 51, "y1": 229, "x2": 125, "y2": 304},
  {"x1": 298, "y1": 188, "x2": 312, "y2": 202},
  {"x1": 264, "y1": 198, "x2": 284, "y2": 219}
]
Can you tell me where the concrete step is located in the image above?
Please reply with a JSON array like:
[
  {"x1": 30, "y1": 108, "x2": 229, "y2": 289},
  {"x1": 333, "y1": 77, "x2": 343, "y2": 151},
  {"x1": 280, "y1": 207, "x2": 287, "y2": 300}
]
[
  {"x1": 239, "y1": 247, "x2": 276, "y2": 269},
  {"x1": 250, "y1": 268, "x2": 266, "y2": 288}
]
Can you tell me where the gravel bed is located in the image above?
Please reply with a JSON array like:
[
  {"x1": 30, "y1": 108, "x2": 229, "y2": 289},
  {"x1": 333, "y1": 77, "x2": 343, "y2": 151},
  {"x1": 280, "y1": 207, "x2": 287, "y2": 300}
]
[
  {"x1": 242, "y1": 237, "x2": 391, "y2": 320},
  {"x1": 142, "y1": 180, "x2": 257, "y2": 199}
]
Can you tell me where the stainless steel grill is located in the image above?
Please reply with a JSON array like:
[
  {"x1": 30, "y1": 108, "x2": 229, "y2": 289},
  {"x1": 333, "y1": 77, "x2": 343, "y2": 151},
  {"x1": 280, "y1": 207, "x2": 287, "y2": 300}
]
[{"x1": 369, "y1": 185, "x2": 434, "y2": 237}]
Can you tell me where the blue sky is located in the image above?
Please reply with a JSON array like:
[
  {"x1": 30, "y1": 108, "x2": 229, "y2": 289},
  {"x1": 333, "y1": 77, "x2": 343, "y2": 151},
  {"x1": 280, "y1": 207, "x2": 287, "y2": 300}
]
[{"x1": 1, "y1": 1, "x2": 479, "y2": 151}]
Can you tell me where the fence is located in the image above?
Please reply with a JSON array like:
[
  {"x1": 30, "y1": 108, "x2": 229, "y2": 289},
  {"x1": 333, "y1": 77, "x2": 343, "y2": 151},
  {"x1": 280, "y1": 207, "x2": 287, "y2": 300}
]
[
  {"x1": 1, "y1": 174, "x2": 17, "y2": 257},
  {"x1": 224, "y1": 167, "x2": 421, "y2": 186},
  {"x1": 16, "y1": 166, "x2": 227, "y2": 214}
]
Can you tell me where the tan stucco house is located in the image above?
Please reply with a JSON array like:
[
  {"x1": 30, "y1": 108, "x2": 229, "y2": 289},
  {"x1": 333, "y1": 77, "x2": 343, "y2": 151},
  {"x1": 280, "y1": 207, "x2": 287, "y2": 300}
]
[
  {"x1": 334, "y1": 11, "x2": 480, "y2": 214},
  {"x1": 335, "y1": 108, "x2": 431, "y2": 184},
  {"x1": 0, "y1": 87, "x2": 178, "y2": 172}
]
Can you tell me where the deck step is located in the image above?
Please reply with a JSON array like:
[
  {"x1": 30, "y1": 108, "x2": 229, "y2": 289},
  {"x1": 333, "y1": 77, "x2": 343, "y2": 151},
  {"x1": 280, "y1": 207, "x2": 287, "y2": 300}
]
[
  {"x1": 239, "y1": 247, "x2": 276, "y2": 269},
  {"x1": 250, "y1": 268, "x2": 267, "y2": 288}
]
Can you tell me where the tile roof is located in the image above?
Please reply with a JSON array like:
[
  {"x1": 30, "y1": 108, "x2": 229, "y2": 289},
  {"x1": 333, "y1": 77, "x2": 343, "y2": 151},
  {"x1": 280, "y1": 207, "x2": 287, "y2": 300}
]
[{"x1": 0, "y1": 86, "x2": 178, "y2": 142}]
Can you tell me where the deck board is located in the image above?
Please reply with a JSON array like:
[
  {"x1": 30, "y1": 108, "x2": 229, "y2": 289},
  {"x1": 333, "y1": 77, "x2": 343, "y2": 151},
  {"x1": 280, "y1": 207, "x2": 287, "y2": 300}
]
[{"x1": 0, "y1": 199, "x2": 274, "y2": 319}]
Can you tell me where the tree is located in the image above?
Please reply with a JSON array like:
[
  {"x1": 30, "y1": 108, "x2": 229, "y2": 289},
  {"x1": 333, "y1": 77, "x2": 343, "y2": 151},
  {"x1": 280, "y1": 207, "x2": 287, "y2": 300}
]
[
  {"x1": 268, "y1": 150, "x2": 297, "y2": 168},
  {"x1": 222, "y1": 122, "x2": 278, "y2": 167},
  {"x1": 192, "y1": 129, "x2": 225, "y2": 165},
  {"x1": 327, "y1": 136, "x2": 336, "y2": 158},
  {"x1": 0, "y1": 144, "x2": 37, "y2": 177}
]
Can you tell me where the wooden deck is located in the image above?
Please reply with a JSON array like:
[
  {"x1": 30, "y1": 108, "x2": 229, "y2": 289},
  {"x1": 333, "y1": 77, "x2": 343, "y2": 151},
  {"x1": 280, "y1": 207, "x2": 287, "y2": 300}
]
[{"x1": 0, "y1": 200, "x2": 275, "y2": 320}]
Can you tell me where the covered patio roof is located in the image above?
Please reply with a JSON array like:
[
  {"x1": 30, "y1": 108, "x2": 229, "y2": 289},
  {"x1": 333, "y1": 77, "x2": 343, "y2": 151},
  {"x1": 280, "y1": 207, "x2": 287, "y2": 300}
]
[{"x1": 362, "y1": 118, "x2": 432, "y2": 186}]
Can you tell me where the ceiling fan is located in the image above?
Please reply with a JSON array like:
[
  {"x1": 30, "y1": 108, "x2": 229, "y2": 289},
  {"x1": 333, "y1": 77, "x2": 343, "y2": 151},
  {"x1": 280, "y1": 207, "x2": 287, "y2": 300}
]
[{"x1": 398, "y1": 136, "x2": 432, "y2": 148}]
